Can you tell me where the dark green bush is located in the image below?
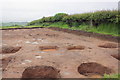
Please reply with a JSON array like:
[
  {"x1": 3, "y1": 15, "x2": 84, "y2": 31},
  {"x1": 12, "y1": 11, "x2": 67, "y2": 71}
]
[
  {"x1": 28, "y1": 10, "x2": 119, "y2": 27},
  {"x1": 54, "y1": 13, "x2": 68, "y2": 22}
]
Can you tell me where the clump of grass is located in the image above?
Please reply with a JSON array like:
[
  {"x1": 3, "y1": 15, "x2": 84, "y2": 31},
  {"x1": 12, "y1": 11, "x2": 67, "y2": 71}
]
[
  {"x1": 49, "y1": 22, "x2": 69, "y2": 28},
  {"x1": 103, "y1": 73, "x2": 120, "y2": 79},
  {"x1": 88, "y1": 23, "x2": 119, "y2": 36}
]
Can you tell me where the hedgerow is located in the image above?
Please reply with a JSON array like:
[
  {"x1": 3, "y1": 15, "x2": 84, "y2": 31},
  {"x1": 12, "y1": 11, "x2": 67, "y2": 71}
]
[{"x1": 28, "y1": 10, "x2": 119, "y2": 27}]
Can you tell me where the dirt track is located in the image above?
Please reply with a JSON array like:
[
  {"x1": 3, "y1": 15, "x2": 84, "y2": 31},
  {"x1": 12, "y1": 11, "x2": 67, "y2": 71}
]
[{"x1": 0, "y1": 28, "x2": 119, "y2": 78}]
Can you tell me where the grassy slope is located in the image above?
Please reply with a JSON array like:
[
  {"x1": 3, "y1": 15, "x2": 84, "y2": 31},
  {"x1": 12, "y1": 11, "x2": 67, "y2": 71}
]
[
  {"x1": 1, "y1": 22, "x2": 119, "y2": 37},
  {"x1": 26, "y1": 22, "x2": 120, "y2": 36}
]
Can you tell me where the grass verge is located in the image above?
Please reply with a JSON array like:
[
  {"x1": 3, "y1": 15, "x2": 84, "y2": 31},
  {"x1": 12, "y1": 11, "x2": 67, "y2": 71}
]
[{"x1": 1, "y1": 22, "x2": 119, "y2": 37}]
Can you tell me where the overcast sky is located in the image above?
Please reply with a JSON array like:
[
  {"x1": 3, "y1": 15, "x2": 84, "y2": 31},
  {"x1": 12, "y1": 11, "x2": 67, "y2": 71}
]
[{"x1": 0, "y1": 0, "x2": 119, "y2": 22}]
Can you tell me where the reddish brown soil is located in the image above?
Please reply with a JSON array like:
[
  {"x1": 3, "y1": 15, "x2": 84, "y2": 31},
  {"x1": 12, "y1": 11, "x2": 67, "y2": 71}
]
[
  {"x1": 78, "y1": 62, "x2": 112, "y2": 76},
  {"x1": 39, "y1": 46, "x2": 59, "y2": 51},
  {"x1": 111, "y1": 54, "x2": 120, "y2": 61},
  {"x1": 1, "y1": 56, "x2": 15, "y2": 71},
  {"x1": 98, "y1": 43, "x2": 118, "y2": 48},
  {"x1": 0, "y1": 28, "x2": 119, "y2": 78},
  {"x1": 67, "y1": 45, "x2": 85, "y2": 50},
  {"x1": 22, "y1": 66, "x2": 60, "y2": 79},
  {"x1": 0, "y1": 46, "x2": 21, "y2": 54},
  {"x1": 48, "y1": 27, "x2": 119, "y2": 42}
]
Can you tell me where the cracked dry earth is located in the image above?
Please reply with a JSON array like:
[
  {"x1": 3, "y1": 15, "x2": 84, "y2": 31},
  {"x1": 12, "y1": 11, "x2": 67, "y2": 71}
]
[{"x1": 0, "y1": 28, "x2": 119, "y2": 78}]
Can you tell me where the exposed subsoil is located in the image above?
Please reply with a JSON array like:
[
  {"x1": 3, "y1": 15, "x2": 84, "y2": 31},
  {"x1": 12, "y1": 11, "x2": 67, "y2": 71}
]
[
  {"x1": 0, "y1": 27, "x2": 119, "y2": 78},
  {"x1": 48, "y1": 27, "x2": 119, "y2": 42}
]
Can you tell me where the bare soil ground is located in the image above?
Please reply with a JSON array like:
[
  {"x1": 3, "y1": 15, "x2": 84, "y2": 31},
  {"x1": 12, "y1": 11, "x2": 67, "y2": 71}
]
[{"x1": 0, "y1": 28, "x2": 119, "y2": 78}]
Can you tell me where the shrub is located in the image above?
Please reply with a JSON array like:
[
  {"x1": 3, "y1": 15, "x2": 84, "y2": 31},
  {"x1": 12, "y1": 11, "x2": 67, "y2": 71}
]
[
  {"x1": 28, "y1": 10, "x2": 118, "y2": 26},
  {"x1": 54, "y1": 13, "x2": 68, "y2": 22}
]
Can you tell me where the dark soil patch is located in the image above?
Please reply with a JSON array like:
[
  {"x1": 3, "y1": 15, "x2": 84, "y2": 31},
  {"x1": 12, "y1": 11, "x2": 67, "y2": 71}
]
[
  {"x1": 48, "y1": 27, "x2": 119, "y2": 42},
  {"x1": 78, "y1": 62, "x2": 112, "y2": 76},
  {"x1": 22, "y1": 66, "x2": 60, "y2": 79},
  {"x1": 39, "y1": 46, "x2": 59, "y2": 51},
  {"x1": 45, "y1": 34, "x2": 59, "y2": 37},
  {"x1": 67, "y1": 45, "x2": 85, "y2": 50},
  {"x1": 111, "y1": 54, "x2": 120, "y2": 60},
  {"x1": 1, "y1": 46, "x2": 21, "y2": 54},
  {"x1": 1, "y1": 27, "x2": 44, "y2": 30},
  {"x1": 1, "y1": 57, "x2": 14, "y2": 71},
  {"x1": 98, "y1": 43, "x2": 117, "y2": 48}
]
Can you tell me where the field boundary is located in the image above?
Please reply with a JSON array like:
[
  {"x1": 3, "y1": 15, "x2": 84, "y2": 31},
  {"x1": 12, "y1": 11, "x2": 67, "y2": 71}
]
[
  {"x1": 48, "y1": 27, "x2": 119, "y2": 42},
  {"x1": 0, "y1": 27, "x2": 44, "y2": 30},
  {"x1": 0, "y1": 27, "x2": 119, "y2": 42}
]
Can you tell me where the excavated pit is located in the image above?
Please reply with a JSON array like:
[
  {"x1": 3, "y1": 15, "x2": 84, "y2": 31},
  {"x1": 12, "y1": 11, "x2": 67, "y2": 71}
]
[
  {"x1": 1, "y1": 57, "x2": 14, "y2": 71},
  {"x1": 22, "y1": 66, "x2": 60, "y2": 79},
  {"x1": 98, "y1": 43, "x2": 117, "y2": 48},
  {"x1": 111, "y1": 54, "x2": 120, "y2": 61},
  {"x1": 67, "y1": 45, "x2": 85, "y2": 50},
  {"x1": 39, "y1": 46, "x2": 59, "y2": 51},
  {"x1": 78, "y1": 62, "x2": 112, "y2": 77},
  {"x1": 1, "y1": 46, "x2": 21, "y2": 54},
  {"x1": 45, "y1": 34, "x2": 59, "y2": 37}
]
